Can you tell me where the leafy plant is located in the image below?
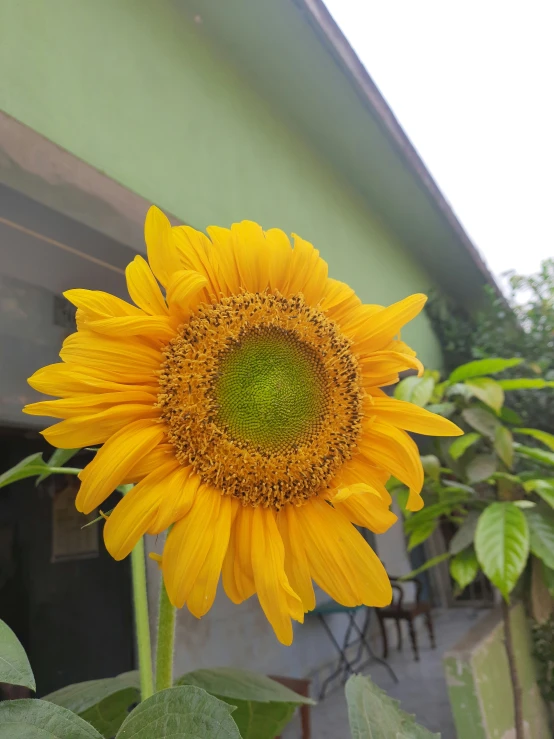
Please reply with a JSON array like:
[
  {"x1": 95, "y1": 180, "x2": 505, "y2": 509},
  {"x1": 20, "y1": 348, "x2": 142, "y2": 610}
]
[
  {"x1": 392, "y1": 356, "x2": 554, "y2": 739},
  {"x1": 426, "y1": 259, "x2": 554, "y2": 431}
]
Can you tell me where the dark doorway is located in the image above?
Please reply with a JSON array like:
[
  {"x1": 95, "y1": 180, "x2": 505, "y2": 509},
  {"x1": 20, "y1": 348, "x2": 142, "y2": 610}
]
[{"x1": 0, "y1": 428, "x2": 135, "y2": 696}]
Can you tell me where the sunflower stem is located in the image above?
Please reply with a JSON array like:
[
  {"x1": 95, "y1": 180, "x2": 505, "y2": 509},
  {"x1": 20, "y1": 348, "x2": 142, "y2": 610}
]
[
  {"x1": 130, "y1": 535, "x2": 154, "y2": 701},
  {"x1": 155, "y1": 578, "x2": 176, "y2": 692},
  {"x1": 123, "y1": 484, "x2": 154, "y2": 701}
]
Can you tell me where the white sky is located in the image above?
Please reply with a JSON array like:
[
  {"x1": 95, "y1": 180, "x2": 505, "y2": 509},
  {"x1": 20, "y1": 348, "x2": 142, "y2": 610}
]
[{"x1": 324, "y1": 0, "x2": 553, "y2": 288}]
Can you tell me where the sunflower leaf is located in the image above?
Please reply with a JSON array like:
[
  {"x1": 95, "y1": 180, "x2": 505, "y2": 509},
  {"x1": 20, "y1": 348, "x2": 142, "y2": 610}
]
[
  {"x1": 345, "y1": 674, "x2": 440, "y2": 738},
  {"x1": 175, "y1": 667, "x2": 312, "y2": 739},
  {"x1": 115, "y1": 686, "x2": 241, "y2": 738},
  {"x1": 0, "y1": 700, "x2": 103, "y2": 738},
  {"x1": 0, "y1": 620, "x2": 35, "y2": 691}
]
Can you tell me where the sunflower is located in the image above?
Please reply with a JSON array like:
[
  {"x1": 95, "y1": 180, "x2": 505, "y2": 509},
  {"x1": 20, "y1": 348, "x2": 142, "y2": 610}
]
[{"x1": 24, "y1": 207, "x2": 461, "y2": 645}]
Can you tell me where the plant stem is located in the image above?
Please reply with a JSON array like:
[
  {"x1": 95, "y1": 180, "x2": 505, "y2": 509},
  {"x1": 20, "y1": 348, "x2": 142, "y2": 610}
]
[
  {"x1": 123, "y1": 483, "x2": 154, "y2": 701},
  {"x1": 502, "y1": 598, "x2": 525, "y2": 739},
  {"x1": 155, "y1": 578, "x2": 176, "y2": 692},
  {"x1": 130, "y1": 536, "x2": 154, "y2": 701}
]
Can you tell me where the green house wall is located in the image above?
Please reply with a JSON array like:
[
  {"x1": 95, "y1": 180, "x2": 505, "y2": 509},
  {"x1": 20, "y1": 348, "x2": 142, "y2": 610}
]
[{"x1": 1, "y1": 0, "x2": 444, "y2": 367}]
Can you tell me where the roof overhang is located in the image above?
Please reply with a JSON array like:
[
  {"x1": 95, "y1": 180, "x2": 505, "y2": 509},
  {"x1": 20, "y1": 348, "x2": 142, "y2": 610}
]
[{"x1": 176, "y1": 0, "x2": 501, "y2": 308}]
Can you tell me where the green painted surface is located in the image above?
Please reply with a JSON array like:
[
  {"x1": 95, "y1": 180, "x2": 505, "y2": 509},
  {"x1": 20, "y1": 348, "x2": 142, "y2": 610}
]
[
  {"x1": 1, "y1": 0, "x2": 443, "y2": 367},
  {"x1": 445, "y1": 604, "x2": 551, "y2": 739},
  {"x1": 444, "y1": 655, "x2": 487, "y2": 739}
]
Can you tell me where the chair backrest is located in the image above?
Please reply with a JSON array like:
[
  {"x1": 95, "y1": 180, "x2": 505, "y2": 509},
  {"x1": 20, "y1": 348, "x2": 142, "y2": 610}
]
[{"x1": 389, "y1": 577, "x2": 423, "y2": 608}]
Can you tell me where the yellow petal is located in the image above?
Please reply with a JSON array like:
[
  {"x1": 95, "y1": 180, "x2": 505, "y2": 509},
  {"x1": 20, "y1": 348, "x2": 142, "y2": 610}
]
[
  {"x1": 64, "y1": 289, "x2": 142, "y2": 319},
  {"x1": 332, "y1": 482, "x2": 381, "y2": 503},
  {"x1": 60, "y1": 331, "x2": 161, "y2": 383},
  {"x1": 320, "y1": 279, "x2": 362, "y2": 323},
  {"x1": 76, "y1": 419, "x2": 165, "y2": 513},
  {"x1": 27, "y1": 363, "x2": 157, "y2": 398},
  {"x1": 359, "y1": 420, "x2": 424, "y2": 496},
  {"x1": 278, "y1": 505, "x2": 316, "y2": 612},
  {"x1": 265, "y1": 228, "x2": 292, "y2": 293},
  {"x1": 187, "y1": 494, "x2": 234, "y2": 618},
  {"x1": 359, "y1": 351, "x2": 424, "y2": 380},
  {"x1": 230, "y1": 221, "x2": 270, "y2": 294},
  {"x1": 172, "y1": 225, "x2": 221, "y2": 298},
  {"x1": 41, "y1": 404, "x2": 159, "y2": 448},
  {"x1": 221, "y1": 501, "x2": 247, "y2": 604},
  {"x1": 126, "y1": 255, "x2": 169, "y2": 315},
  {"x1": 162, "y1": 486, "x2": 221, "y2": 608},
  {"x1": 144, "y1": 206, "x2": 183, "y2": 287},
  {"x1": 85, "y1": 315, "x2": 175, "y2": 342},
  {"x1": 103, "y1": 461, "x2": 182, "y2": 560},
  {"x1": 407, "y1": 490, "x2": 425, "y2": 512},
  {"x1": 333, "y1": 489, "x2": 398, "y2": 534},
  {"x1": 298, "y1": 499, "x2": 392, "y2": 607},
  {"x1": 251, "y1": 506, "x2": 303, "y2": 646},
  {"x1": 120, "y1": 444, "x2": 177, "y2": 484},
  {"x1": 166, "y1": 269, "x2": 209, "y2": 318},
  {"x1": 233, "y1": 505, "x2": 257, "y2": 602},
  {"x1": 286, "y1": 234, "x2": 328, "y2": 305},
  {"x1": 24, "y1": 390, "x2": 157, "y2": 418},
  {"x1": 205, "y1": 226, "x2": 240, "y2": 296},
  {"x1": 148, "y1": 468, "x2": 202, "y2": 535},
  {"x1": 371, "y1": 397, "x2": 463, "y2": 436},
  {"x1": 334, "y1": 456, "x2": 392, "y2": 503},
  {"x1": 351, "y1": 294, "x2": 428, "y2": 354}
]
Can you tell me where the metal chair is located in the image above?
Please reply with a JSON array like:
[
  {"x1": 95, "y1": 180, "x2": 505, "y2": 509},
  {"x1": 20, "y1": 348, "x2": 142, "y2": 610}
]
[
  {"x1": 312, "y1": 601, "x2": 398, "y2": 699},
  {"x1": 376, "y1": 577, "x2": 436, "y2": 661}
]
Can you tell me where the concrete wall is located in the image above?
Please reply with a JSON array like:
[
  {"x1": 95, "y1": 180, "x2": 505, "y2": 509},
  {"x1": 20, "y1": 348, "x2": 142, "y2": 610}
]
[
  {"x1": 0, "y1": 0, "x2": 452, "y2": 680},
  {"x1": 444, "y1": 603, "x2": 551, "y2": 739}
]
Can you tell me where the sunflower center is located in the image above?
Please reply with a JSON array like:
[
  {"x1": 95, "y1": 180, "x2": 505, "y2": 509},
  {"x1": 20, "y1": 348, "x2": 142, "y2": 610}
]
[
  {"x1": 157, "y1": 292, "x2": 363, "y2": 509},
  {"x1": 213, "y1": 327, "x2": 326, "y2": 452}
]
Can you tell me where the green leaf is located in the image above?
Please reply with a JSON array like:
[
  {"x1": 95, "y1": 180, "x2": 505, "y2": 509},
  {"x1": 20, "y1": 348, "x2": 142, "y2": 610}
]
[
  {"x1": 450, "y1": 548, "x2": 479, "y2": 590},
  {"x1": 394, "y1": 376, "x2": 421, "y2": 401},
  {"x1": 466, "y1": 454, "x2": 497, "y2": 483},
  {"x1": 513, "y1": 428, "x2": 554, "y2": 452},
  {"x1": 36, "y1": 447, "x2": 81, "y2": 484},
  {"x1": 0, "y1": 620, "x2": 35, "y2": 691},
  {"x1": 514, "y1": 444, "x2": 554, "y2": 467},
  {"x1": 0, "y1": 699, "x2": 103, "y2": 738},
  {"x1": 449, "y1": 511, "x2": 480, "y2": 554},
  {"x1": 407, "y1": 519, "x2": 437, "y2": 551},
  {"x1": 494, "y1": 426, "x2": 514, "y2": 469},
  {"x1": 0, "y1": 454, "x2": 49, "y2": 490},
  {"x1": 524, "y1": 480, "x2": 554, "y2": 509},
  {"x1": 420, "y1": 455, "x2": 440, "y2": 481},
  {"x1": 43, "y1": 672, "x2": 140, "y2": 737},
  {"x1": 115, "y1": 686, "x2": 241, "y2": 738},
  {"x1": 524, "y1": 507, "x2": 554, "y2": 570},
  {"x1": 442, "y1": 480, "x2": 477, "y2": 494},
  {"x1": 475, "y1": 502, "x2": 530, "y2": 599},
  {"x1": 425, "y1": 402, "x2": 456, "y2": 417},
  {"x1": 399, "y1": 552, "x2": 451, "y2": 580},
  {"x1": 498, "y1": 406, "x2": 523, "y2": 425},
  {"x1": 394, "y1": 376, "x2": 435, "y2": 407},
  {"x1": 80, "y1": 688, "x2": 139, "y2": 738},
  {"x1": 448, "y1": 358, "x2": 522, "y2": 384},
  {"x1": 464, "y1": 378, "x2": 505, "y2": 412},
  {"x1": 461, "y1": 407, "x2": 500, "y2": 438},
  {"x1": 411, "y1": 376, "x2": 436, "y2": 407},
  {"x1": 513, "y1": 500, "x2": 536, "y2": 509},
  {"x1": 497, "y1": 378, "x2": 554, "y2": 390},
  {"x1": 449, "y1": 433, "x2": 481, "y2": 461},
  {"x1": 176, "y1": 667, "x2": 312, "y2": 739},
  {"x1": 345, "y1": 674, "x2": 440, "y2": 738}
]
